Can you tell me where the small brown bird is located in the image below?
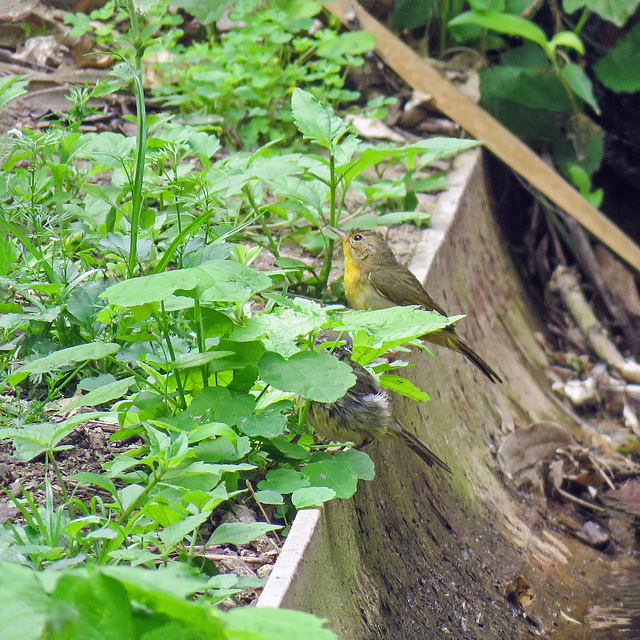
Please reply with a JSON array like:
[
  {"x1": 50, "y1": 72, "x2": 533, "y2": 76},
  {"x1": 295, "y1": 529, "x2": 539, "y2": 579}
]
[
  {"x1": 330, "y1": 227, "x2": 502, "y2": 383},
  {"x1": 308, "y1": 331, "x2": 451, "y2": 472}
]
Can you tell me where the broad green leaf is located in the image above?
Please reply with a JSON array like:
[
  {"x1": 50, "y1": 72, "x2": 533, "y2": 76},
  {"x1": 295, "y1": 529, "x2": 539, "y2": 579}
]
[
  {"x1": 254, "y1": 489, "x2": 284, "y2": 505},
  {"x1": 69, "y1": 472, "x2": 117, "y2": 495},
  {"x1": 170, "y1": 351, "x2": 236, "y2": 370},
  {"x1": 316, "y1": 31, "x2": 376, "y2": 58},
  {"x1": 49, "y1": 571, "x2": 135, "y2": 640},
  {"x1": 257, "y1": 468, "x2": 310, "y2": 494},
  {"x1": 332, "y1": 448, "x2": 375, "y2": 481},
  {"x1": 342, "y1": 138, "x2": 478, "y2": 186},
  {"x1": 337, "y1": 306, "x2": 460, "y2": 345},
  {"x1": 0, "y1": 562, "x2": 48, "y2": 640},
  {"x1": 66, "y1": 376, "x2": 134, "y2": 409},
  {"x1": 237, "y1": 406, "x2": 287, "y2": 438},
  {"x1": 207, "y1": 522, "x2": 282, "y2": 546},
  {"x1": 594, "y1": 23, "x2": 640, "y2": 92},
  {"x1": 560, "y1": 63, "x2": 600, "y2": 114},
  {"x1": 379, "y1": 374, "x2": 430, "y2": 401},
  {"x1": 480, "y1": 65, "x2": 573, "y2": 113},
  {"x1": 258, "y1": 351, "x2": 356, "y2": 402},
  {"x1": 223, "y1": 607, "x2": 337, "y2": 640},
  {"x1": 449, "y1": 11, "x2": 549, "y2": 52},
  {"x1": 302, "y1": 457, "x2": 359, "y2": 499},
  {"x1": 291, "y1": 88, "x2": 348, "y2": 150},
  {"x1": 345, "y1": 211, "x2": 431, "y2": 230},
  {"x1": 195, "y1": 260, "x2": 272, "y2": 302},
  {"x1": 8, "y1": 343, "x2": 120, "y2": 385},
  {"x1": 159, "y1": 512, "x2": 212, "y2": 548},
  {"x1": 563, "y1": 0, "x2": 638, "y2": 27},
  {"x1": 291, "y1": 486, "x2": 337, "y2": 508}
]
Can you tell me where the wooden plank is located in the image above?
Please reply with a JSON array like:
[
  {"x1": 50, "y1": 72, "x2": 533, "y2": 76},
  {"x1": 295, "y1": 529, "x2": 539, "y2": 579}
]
[{"x1": 324, "y1": 0, "x2": 640, "y2": 273}]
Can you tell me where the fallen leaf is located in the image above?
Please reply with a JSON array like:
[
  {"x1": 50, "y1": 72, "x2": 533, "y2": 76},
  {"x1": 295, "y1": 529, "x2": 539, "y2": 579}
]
[
  {"x1": 344, "y1": 114, "x2": 405, "y2": 142},
  {"x1": 505, "y1": 575, "x2": 535, "y2": 609},
  {"x1": 498, "y1": 421, "x2": 574, "y2": 477}
]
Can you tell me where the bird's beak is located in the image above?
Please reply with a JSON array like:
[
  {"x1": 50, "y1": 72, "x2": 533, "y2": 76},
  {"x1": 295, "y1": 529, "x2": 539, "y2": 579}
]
[{"x1": 328, "y1": 226, "x2": 348, "y2": 241}]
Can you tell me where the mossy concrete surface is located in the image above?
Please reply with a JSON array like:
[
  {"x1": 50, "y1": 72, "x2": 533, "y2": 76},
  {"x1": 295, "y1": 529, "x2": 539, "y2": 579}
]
[{"x1": 258, "y1": 150, "x2": 602, "y2": 638}]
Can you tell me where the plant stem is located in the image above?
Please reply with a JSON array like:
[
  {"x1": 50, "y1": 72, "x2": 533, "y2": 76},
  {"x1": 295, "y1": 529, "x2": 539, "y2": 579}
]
[{"x1": 193, "y1": 298, "x2": 208, "y2": 388}]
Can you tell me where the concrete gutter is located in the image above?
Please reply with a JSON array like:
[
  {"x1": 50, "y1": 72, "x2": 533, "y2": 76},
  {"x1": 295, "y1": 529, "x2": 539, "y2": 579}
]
[{"x1": 257, "y1": 150, "x2": 598, "y2": 638}]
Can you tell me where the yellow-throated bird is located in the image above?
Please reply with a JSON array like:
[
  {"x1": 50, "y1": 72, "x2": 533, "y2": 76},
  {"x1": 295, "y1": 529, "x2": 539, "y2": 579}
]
[
  {"x1": 329, "y1": 227, "x2": 502, "y2": 383},
  {"x1": 308, "y1": 330, "x2": 451, "y2": 472}
]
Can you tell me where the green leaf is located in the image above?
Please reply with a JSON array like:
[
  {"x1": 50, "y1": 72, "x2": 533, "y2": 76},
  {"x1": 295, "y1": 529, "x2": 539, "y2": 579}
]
[
  {"x1": 379, "y1": 374, "x2": 430, "y2": 401},
  {"x1": 207, "y1": 522, "x2": 282, "y2": 546},
  {"x1": 594, "y1": 23, "x2": 640, "y2": 92},
  {"x1": 102, "y1": 261, "x2": 271, "y2": 308},
  {"x1": 563, "y1": 0, "x2": 638, "y2": 27},
  {"x1": 159, "y1": 512, "x2": 212, "y2": 548},
  {"x1": 302, "y1": 457, "x2": 359, "y2": 499},
  {"x1": 291, "y1": 88, "x2": 348, "y2": 150},
  {"x1": 237, "y1": 405, "x2": 287, "y2": 438},
  {"x1": 49, "y1": 571, "x2": 135, "y2": 640},
  {"x1": 332, "y1": 448, "x2": 375, "y2": 481},
  {"x1": 337, "y1": 306, "x2": 460, "y2": 345},
  {"x1": 316, "y1": 31, "x2": 376, "y2": 58},
  {"x1": 257, "y1": 468, "x2": 310, "y2": 494},
  {"x1": 292, "y1": 486, "x2": 337, "y2": 508},
  {"x1": 0, "y1": 562, "x2": 48, "y2": 640},
  {"x1": 560, "y1": 63, "x2": 600, "y2": 113},
  {"x1": 8, "y1": 343, "x2": 120, "y2": 385},
  {"x1": 548, "y1": 31, "x2": 585, "y2": 54},
  {"x1": 258, "y1": 351, "x2": 356, "y2": 402},
  {"x1": 69, "y1": 472, "x2": 117, "y2": 495},
  {"x1": 223, "y1": 607, "x2": 337, "y2": 640},
  {"x1": 254, "y1": 489, "x2": 285, "y2": 505},
  {"x1": 66, "y1": 376, "x2": 134, "y2": 409},
  {"x1": 449, "y1": 11, "x2": 550, "y2": 52},
  {"x1": 342, "y1": 138, "x2": 477, "y2": 186},
  {"x1": 0, "y1": 75, "x2": 29, "y2": 110}
]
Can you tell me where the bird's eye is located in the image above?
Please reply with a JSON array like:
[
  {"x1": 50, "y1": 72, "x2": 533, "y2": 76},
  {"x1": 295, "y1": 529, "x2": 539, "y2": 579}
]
[{"x1": 353, "y1": 234, "x2": 363, "y2": 242}]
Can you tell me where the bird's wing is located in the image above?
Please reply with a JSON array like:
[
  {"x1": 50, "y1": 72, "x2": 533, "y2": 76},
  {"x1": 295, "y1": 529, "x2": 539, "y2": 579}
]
[
  {"x1": 349, "y1": 361, "x2": 382, "y2": 395},
  {"x1": 368, "y1": 267, "x2": 449, "y2": 317}
]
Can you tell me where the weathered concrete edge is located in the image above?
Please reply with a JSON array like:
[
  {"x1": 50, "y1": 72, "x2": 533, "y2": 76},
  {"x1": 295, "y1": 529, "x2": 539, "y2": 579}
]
[
  {"x1": 257, "y1": 149, "x2": 480, "y2": 611},
  {"x1": 256, "y1": 508, "x2": 322, "y2": 608}
]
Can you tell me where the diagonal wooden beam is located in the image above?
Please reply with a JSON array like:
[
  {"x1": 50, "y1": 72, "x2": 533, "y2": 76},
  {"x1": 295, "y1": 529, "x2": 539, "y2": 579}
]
[{"x1": 324, "y1": 0, "x2": 640, "y2": 273}]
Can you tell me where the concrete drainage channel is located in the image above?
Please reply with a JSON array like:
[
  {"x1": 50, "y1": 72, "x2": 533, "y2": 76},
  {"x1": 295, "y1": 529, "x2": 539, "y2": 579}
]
[{"x1": 256, "y1": 150, "x2": 610, "y2": 638}]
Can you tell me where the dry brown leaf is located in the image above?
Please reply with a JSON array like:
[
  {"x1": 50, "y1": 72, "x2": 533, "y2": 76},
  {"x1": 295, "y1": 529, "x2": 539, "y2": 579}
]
[
  {"x1": 505, "y1": 575, "x2": 535, "y2": 609},
  {"x1": 344, "y1": 114, "x2": 405, "y2": 142},
  {"x1": 498, "y1": 421, "x2": 574, "y2": 477}
]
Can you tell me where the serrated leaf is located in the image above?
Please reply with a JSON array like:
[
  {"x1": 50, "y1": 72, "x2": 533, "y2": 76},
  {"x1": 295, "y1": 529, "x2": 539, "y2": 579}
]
[
  {"x1": 258, "y1": 351, "x2": 356, "y2": 402},
  {"x1": 337, "y1": 306, "x2": 460, "y2": 345},
  {"x1": 291, "y1": 88, "x2": 348, "y2": 149}
]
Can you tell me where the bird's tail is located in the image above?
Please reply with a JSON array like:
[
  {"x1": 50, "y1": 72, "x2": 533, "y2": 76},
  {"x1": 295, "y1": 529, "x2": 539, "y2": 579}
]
[
  {"x1": 394, "y1": 422, "x2": 451, "y2": 473},
  {"x1": 450, "y1": 334, "x2": 502, "y2": 384}
]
